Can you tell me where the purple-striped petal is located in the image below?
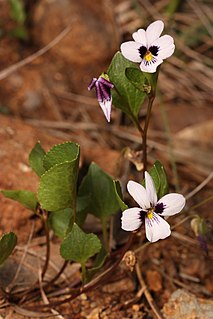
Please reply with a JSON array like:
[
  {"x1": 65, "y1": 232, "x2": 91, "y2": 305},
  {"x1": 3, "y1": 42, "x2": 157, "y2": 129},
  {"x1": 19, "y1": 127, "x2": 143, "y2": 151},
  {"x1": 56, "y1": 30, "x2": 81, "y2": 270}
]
[
  {"x1": 145, "y1": 213, "x2": 171, "y2": 242},
  {"x1": 99, "y1": 82, "x2": 111, "y2": 101},
  {"x1": 98, "y1": 77, "x2": 114, "y2": 89}
]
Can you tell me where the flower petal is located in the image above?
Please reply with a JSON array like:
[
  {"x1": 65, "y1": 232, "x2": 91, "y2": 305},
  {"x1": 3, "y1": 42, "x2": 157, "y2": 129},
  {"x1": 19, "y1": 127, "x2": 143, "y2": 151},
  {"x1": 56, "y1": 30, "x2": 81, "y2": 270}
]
[
  {"x1": 120, "y1": 42, "x2": 142, "y2": 63},
  {"x1": 146, "y1": 20, "x2": 164, "y2": 47},
  {"x1": 88, "y1": 78, "x2": 97, "y2": 91},
  {"x1": 98, "y1": 77, "x2": 114, "y2": 89},
  {"x1": 127, "y1": 181, "x2": 150, "y2": 209},
  {"x1": 99, "y1": 99, "x2": 112, "y2": 122},
  {"x1": 121, "y1": 207, "x2": 142, "y2": 231},
  {"x1": 145, "y1": 171, "x2": 157, "y2": 206},
  {"x1": 158, "y1": 193, "x2": 186, "y2": 216},
  {"x1": 132, "y1": 29, "x2": 147, "y2": 46},
  {"x1": 145, "y1": 213, "x2": 171, "y2": 242},
  {"x1": 152, "y1": 35, "x2": 175, "y2": 59},
  {"x1": 139, "y1": 57, "x2": 163, "y2": 73}
]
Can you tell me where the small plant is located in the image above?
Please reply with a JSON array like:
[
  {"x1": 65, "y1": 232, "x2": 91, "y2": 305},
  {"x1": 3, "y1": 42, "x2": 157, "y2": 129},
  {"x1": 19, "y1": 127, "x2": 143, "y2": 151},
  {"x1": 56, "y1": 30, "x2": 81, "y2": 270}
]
[{"x1": 2, "y1": 19, "x2": 207, "y2": 313}]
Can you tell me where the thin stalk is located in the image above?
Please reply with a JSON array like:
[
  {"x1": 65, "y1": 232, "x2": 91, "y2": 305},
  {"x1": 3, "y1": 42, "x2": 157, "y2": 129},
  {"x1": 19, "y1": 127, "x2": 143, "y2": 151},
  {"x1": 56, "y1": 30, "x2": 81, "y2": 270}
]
[
  {"x1": 44, "y1": 260, "x2": 68, "y2": 288},
  {"x1": 113, "y1": 86, "x2": 144, "y2": 135},
  {"x1": 41, "y1": 213, "x2": 50, "y2": 280},
  {"x1": 102, "y1": 217, "x2": 109, "y2": 251},
  {"x1": 142, "y1": 94, "x2": 155, "y2": 175},
  {"x1": 26, "y1": 232, "x2": 135, "y2": 310},
  {"x1": 81, "y1": 262, "x2": 87, "y2": 284}
]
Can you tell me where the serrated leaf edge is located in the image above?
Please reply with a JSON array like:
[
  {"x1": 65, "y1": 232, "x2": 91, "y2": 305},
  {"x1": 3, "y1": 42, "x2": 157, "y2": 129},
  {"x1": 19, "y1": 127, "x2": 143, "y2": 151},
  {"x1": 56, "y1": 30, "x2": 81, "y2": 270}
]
[{"x1": 43, "y1": 141, "x2": 80, "y2": 169}]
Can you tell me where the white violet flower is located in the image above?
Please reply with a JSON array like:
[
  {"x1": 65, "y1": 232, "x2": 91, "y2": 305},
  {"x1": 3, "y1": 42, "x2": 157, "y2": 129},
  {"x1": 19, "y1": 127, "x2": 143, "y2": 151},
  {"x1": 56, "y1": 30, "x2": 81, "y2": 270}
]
[
  {"x1": 121, "y1": 172, "x2": 185, "y2": 242},
  {"x1": 120, "y1": 20, "x2": 175, "y2": 73},
  {"x1": 88, "y1": 75, "x2": 114, "y2": 122}
]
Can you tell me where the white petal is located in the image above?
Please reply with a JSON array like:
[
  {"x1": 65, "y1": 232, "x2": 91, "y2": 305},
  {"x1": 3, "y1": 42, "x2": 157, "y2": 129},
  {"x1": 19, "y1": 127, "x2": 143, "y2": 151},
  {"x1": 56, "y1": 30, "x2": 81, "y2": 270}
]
[
  {"x1": 127, "y1": 181, "x2": 150, "y2": 209},
  {"x1": 139, "y1": 57, "x2": 163, "y2": 73},
  {"x1": 146, "y1": 20, "x2": 164, "y2": 47},
  {"x1": 152, "y1": 35, "x2": 175, "y2": 59},
  {"x1": 99, "y1": 99, "x2": 111, "y2": 122},
  {"x1": 120, "y1": 42, "x2": 142, "y2": 63},
  {"x1": 121, "y1": 207, "x2": 142, "y2": 231},
  {"x1": 132, "y1": 29, "x2": 147, "y2": 46},
  {"x1": 145, "y1": 171, "x2": 157, "y2": 206},
  {"x1": 158, "y1": 193, "x2": 186, "y2": 216},
  {"x1": 145, "y1": 213, "x2": 171, "y2": 242}
]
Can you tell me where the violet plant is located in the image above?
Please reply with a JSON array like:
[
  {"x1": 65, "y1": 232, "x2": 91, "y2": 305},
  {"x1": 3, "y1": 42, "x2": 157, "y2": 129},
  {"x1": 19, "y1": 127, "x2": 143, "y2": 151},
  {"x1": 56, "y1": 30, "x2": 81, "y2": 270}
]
[{"x1": 0, "y1": 20, "x2": 198, "y2": 310}]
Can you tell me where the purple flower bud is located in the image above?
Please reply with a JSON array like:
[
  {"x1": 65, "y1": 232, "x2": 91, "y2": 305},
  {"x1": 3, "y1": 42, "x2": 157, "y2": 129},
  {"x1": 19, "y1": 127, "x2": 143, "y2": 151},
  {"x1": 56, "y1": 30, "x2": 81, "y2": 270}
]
[{"x1": 88, "y1": 75, "x2": 113, "y2": 122}]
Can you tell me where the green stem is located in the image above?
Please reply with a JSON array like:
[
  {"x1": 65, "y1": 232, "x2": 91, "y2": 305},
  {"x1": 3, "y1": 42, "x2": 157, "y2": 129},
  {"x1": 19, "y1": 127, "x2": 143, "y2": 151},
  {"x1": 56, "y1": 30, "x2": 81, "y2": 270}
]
[
  {"x1": 102, "y1": 217, "x2": 109, "y2": 251},
  {"x1": 41, "y1": 211, "x2": 50, "y2": 280},
  {"x1": 81, "y1": 262, "x2": 87, "y2": 284},
  {"x1": 142, "y1": 94, "x2": 155, "y2": 175},
  {"x1": 25, "y1": 232, "x2": 135, "y2": 310},
  {"x1": 113, "y1": 85, "x2": 144, "y2": 135}
]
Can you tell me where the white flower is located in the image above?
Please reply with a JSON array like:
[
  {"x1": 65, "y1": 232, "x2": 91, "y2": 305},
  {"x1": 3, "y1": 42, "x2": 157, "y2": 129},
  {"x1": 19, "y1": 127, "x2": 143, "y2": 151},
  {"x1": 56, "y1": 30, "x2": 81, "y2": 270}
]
[
  {"x1": 121, "y1": 172, "x2": 185, "y2": 242},
  {"x1": 120, "y1": 20, "x2": 175, "y2": 73},
  {"x1": 88, "y1": 75, "x2": 114, "y2": 122}
]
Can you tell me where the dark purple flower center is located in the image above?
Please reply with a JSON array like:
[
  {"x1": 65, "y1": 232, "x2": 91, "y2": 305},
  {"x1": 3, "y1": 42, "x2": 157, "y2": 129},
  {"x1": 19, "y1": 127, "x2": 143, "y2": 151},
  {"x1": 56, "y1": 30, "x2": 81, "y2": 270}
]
[
  {"x1": 138, "y1": 46, "x2": 147, "y2": 59},
  {"x1": 139, "y1": 202, "x2": 165, "y2": 222},
  {"x1": 149, "y1": 46, "x2": 159, "y2": 56},
  {"x1": 154, "y1": 202, "x2": 165, "y2": 215},
  {"x1": 138, "y1": 45, "x2": 159, "y2": 59}
]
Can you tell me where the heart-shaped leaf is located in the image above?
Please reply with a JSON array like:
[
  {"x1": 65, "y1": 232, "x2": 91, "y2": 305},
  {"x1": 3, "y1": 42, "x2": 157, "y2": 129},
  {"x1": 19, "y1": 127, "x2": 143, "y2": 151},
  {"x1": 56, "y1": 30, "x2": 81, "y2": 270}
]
[
  {"x1": 149, "y1": 161, "x2": 169, "y2": 198},
  {"x1": 125, "y1": 67, "x2": 147, "y2": 92},
  {"x1": 43, "y1": 142, "x2": 79, "y2": 171},
  {"x1": 78, "y1": 163, "x2": 120, "y2": 220},
  {"x1": 38, "y1": 161, "x2": 79, "y2": 212},
  {"x1": 48, "y1": 208, "x2": 73, "y2": 239},
  {"x1": 0, "y1": 232, "x2": 17, "y2": 265},
  {"x1": 108, "y1": 52, "x2": 145, "y2": 118},
  {"x1": 113, "y1": 180, "x2": 128, "y2": 211},
  {"x1": 60, "y1": 223, "x2": 101, "y2": 264},
  {"x1": 1, "y1": 190, "x2": 38, "y2": 212},
  {"x1": 29, "y1": 142, "x2": 46, "y2": 177},
  {"x1": 38, "y1": 142, "x2": 80, "y2": 212}
]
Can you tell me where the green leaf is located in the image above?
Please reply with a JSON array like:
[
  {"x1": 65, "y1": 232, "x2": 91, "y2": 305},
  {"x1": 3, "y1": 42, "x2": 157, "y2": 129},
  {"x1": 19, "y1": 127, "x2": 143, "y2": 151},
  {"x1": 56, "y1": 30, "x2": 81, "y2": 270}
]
[
  {"x1": 143, "y1": 71, "x2": 159, "y2": 94},
  {"x1": 108, "y1": 52, "x2": 145, "y2": 118},
  {"x1": 38, "y1": 161, "x2": 79, "y2": 212},
  {"x1": 149, "y1": 161, "x2": 169, "y2": 198},
  {"x1": 9, "y1": 0, "x2": 26, "y2": 24},
  {"x1": 78, "y1": 163, "x2": 120, "y2": 220},
  {"x1": 10, "y1": 26, "x2": 28, "y2": 40},
  {"x1": 29, "y1": 142, "x2": 46, "y2": 177},
  {"x1": 43, "y1": 142, "x2": 79, "y2": 171},
  {"x1": 125, "y1": 67, "x2": 146, "y2": 92},
  {"x1": 48, "y1": 208, "x2": 73, "y2": 239},
  {"x1": 113, "y1": 180, "x2": 128, "y2": 211},
  {"x1": 1, "y1": 190, "x2": 37, "y2": 212},
  {"x1": 0, "y1": 232, "x2": 17, "y2": 265},
  {"x1": 60, "y1": 223, "x2": 101, "y2": 263},
  {"x1": 86, "y1": 246, "x2": 108, "y2": 281}
]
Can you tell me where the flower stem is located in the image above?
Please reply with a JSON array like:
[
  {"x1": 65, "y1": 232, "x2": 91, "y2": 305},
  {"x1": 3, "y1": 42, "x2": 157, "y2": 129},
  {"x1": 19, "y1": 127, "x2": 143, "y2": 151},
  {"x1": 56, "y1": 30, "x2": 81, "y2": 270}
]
[
  {"x1": 102, "y1": 217, "x2": 109, "y2": 251},
  {"x1": 41, "y1": 210, "x2": 50, "y2": 280},
  {"x1": 142, "y1": 94, "x2": 155, "y2": 175},
  {"x1": 81, "y1": 262, "x2": 87, "y2": 284},
  {"x1": 25, "y1": 232, "x2": 135, "y2": 310},
  {"x1": 44, "y1": 260, "x2": 68, "y2": 288}
]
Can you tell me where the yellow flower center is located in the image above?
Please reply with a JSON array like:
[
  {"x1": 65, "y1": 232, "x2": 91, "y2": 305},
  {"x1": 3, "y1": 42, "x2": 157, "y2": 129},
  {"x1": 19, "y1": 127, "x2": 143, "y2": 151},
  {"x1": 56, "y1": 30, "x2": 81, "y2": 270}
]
[
  {"x1": 144, "y1": 51, "x2": 153, "y2": 62},
  {"x1": 147, "y1": 208, "x2": 154, "y2": 219}
]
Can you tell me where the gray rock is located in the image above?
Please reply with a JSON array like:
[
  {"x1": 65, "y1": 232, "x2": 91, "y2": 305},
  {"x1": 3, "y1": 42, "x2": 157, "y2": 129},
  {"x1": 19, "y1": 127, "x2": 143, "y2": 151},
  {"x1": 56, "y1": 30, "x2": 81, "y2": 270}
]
[{"x1": 162, "y1": 289, "x2": 213, "y2": 319}]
